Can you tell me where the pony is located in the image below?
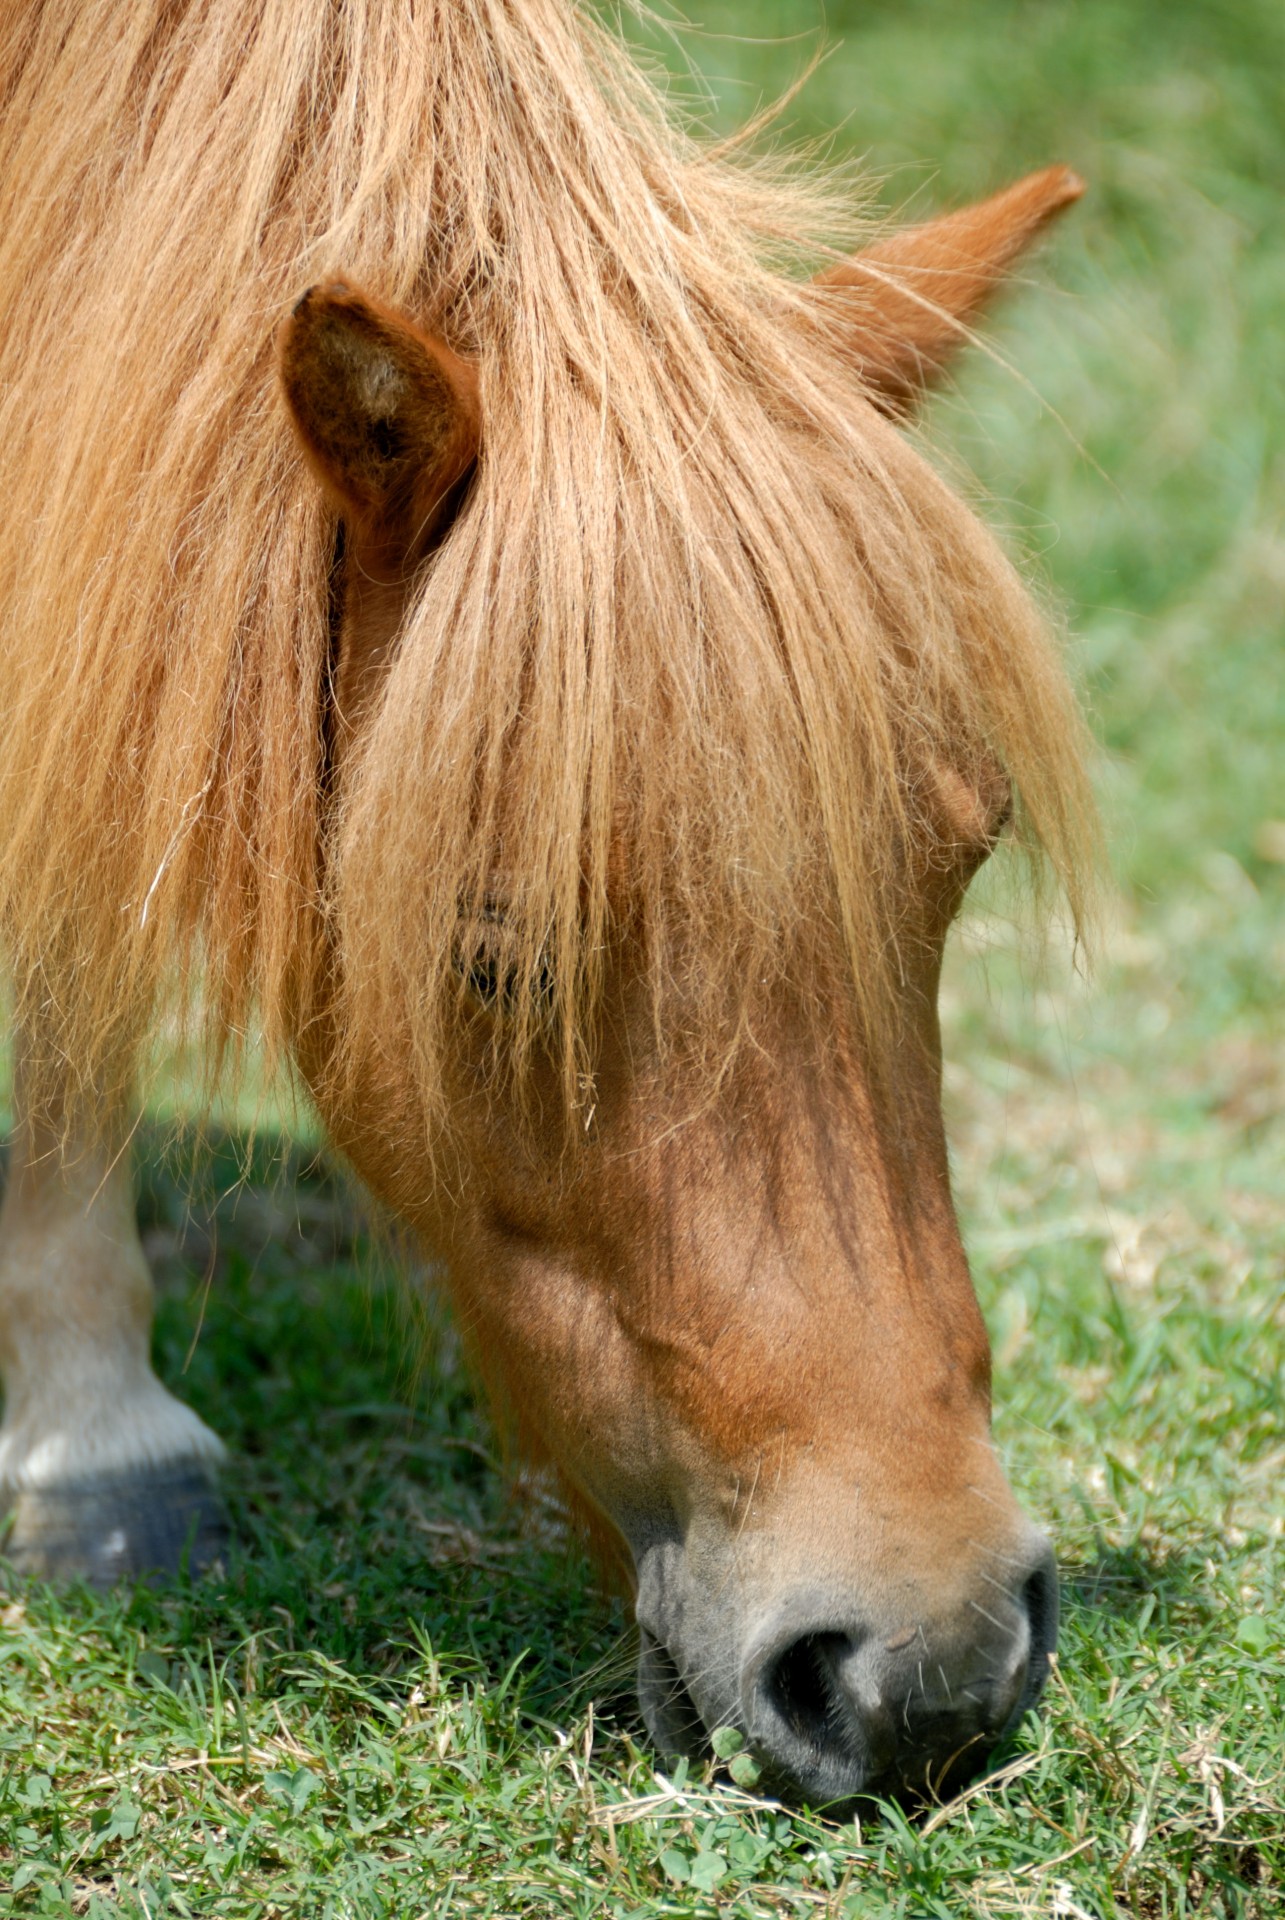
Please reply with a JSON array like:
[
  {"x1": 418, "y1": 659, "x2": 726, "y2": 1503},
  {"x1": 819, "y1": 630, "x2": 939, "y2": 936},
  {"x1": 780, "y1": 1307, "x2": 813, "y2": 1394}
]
[{"x1": 0, "y1": 0, "x2": 1097, "y2": 1809}]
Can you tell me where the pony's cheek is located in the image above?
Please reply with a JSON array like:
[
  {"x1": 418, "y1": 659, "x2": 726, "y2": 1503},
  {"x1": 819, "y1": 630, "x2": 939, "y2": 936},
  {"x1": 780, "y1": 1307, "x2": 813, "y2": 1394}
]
[{"x1": 442, "y1": 1233, "x2": 671, "y2": 1514}]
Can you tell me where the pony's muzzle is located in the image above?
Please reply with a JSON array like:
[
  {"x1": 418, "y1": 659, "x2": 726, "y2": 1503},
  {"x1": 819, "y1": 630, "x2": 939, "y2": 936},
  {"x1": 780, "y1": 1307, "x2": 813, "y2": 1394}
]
[{"x1": 738, "y1": 1532, "x2": 1058, "y2": 1810}]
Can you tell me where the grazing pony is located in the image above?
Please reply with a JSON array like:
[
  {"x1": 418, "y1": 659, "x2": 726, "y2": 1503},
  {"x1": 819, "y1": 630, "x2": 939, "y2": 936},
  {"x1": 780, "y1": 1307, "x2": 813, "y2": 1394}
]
[{"x1": 0, "y1": 0, "x2": 1096, "y2": 1808}]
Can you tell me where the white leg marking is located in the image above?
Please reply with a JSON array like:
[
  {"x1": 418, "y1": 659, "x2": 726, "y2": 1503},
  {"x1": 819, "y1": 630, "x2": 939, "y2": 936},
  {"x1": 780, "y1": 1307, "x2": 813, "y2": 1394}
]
[{"x1": 0, "y1": 1090, "x2": 224, "y2": 1496}]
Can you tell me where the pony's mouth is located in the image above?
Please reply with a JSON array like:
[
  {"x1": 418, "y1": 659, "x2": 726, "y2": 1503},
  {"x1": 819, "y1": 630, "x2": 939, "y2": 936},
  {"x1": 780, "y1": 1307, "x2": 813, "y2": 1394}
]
[
  {"x1": 636, "y1": 1627, "x2": 708, "y2": 1762},
  {"x1": 631, "y1": 1532, "x2": 1060, "y2": 1813}
]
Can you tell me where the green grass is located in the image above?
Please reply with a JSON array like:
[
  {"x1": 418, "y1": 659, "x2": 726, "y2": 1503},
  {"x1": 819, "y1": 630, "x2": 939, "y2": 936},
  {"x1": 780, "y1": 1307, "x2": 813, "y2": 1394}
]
[{"x1": 3, "y1": 0, "x2": 1283, "y2": 1913}]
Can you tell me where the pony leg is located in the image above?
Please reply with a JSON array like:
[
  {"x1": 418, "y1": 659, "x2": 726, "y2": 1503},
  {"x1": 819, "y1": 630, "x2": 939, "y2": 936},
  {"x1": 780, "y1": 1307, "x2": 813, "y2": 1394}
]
[{"x1": 0, "y1": 1044, "x2": 226, "y2": 1584}]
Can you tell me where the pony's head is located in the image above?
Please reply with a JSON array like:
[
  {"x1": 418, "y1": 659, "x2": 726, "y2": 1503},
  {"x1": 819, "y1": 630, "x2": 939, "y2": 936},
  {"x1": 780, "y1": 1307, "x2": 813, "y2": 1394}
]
[{"x1": 277, "y1": 166, "x2": 1087, "y2": 1809}]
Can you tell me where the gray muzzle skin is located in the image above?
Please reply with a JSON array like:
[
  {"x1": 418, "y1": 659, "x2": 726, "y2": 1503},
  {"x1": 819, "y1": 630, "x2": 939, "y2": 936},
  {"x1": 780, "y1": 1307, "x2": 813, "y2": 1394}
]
[{"x1": 633, "y1": 1527, "x2": 1059, "y2": 1812}]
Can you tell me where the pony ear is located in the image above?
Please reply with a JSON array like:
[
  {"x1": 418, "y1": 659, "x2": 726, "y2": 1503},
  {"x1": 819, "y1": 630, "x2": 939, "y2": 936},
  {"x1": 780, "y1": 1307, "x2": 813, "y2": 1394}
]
[
  {"x1": 815, "y1": 165, "x2": 1084, "y2": 416},
  {"x1": 279, "y1": 282, "x2": 480, "y2": 537}
]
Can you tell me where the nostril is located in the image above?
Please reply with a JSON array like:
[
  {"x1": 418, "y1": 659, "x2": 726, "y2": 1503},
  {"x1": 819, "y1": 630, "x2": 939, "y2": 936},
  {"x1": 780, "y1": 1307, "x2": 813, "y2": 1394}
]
[
  {"x1": 741, "y1": 1547, "x2": 1061, "y2": 1808},
  {"x1": 1008, "y1": 1543, "x2": 1060, "y2": 1728},
  {"x1": 763, "y1": 1631, "x2": 850, "y2": 1745},
  {"x1": 748, "y1": 1626, "x2": 892, "y2": 1802},
  {"x1": 1023, "y1": 1558, "x2": 1058, "y2": 1658}
]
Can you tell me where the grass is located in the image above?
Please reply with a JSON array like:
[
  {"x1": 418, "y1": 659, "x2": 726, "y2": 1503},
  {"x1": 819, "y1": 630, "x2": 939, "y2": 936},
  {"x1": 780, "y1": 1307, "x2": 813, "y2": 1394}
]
[{"x1": 2, "y1": 0, "x2": 1283, "y2": 1912}]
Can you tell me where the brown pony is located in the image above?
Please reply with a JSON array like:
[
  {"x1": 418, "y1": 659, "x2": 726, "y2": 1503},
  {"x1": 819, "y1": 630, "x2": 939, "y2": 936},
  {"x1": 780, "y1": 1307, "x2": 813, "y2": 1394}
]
[{"x1": 0, "y1": 0, "x2": 1097, "y2": 1808}]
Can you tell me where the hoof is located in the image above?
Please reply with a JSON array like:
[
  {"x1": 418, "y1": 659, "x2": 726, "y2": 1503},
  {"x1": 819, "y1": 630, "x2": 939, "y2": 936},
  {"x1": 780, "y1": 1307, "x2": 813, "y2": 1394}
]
[{"x1": 1, "y1": 1461, "x2": 229, "y2": 1586}]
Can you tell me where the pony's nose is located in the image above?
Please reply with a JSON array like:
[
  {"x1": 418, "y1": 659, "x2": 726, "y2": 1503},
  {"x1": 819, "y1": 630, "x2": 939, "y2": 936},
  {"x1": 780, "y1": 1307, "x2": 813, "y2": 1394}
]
[{"x1": 741, "y1": 1535, "x2": 1058, "y2": 1807}]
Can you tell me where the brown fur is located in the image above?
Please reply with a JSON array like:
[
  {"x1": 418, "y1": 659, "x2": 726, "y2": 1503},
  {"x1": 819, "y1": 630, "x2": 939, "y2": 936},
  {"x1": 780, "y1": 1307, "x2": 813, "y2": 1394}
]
[
  {"x1": 0, "y1": 0, "x2": 1096, "y2": 1140},
  {"x1": 266, "y1": 267, "x2": 1066, "y2": 1610}
]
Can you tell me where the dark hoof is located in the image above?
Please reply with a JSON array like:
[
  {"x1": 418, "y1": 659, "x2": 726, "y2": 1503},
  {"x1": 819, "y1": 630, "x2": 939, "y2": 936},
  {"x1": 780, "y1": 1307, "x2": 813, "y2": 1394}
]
[{"x1": 1, "y1": 1461, "x2": 229, "y2": 1586}]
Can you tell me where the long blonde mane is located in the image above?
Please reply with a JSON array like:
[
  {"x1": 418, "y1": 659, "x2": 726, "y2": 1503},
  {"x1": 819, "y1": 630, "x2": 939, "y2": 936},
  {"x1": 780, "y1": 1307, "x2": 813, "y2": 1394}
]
[{"x1": 0, "y1": 0, "x2": 1095, "y2": 1134}]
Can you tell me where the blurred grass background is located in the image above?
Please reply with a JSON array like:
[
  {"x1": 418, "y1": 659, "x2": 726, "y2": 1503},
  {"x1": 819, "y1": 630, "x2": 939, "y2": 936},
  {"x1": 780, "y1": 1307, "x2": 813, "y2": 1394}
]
[{"x1": 2, "y1": 2, "x2": 1282, "y2": 1913}]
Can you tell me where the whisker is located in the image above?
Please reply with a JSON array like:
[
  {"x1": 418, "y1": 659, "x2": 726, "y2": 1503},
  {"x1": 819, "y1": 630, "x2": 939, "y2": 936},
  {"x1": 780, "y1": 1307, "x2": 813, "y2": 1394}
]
[
  {"x1": 964, "y1": 1483, "x2": 1008, "y2": 1512},
  {"x1": 965, "y1": 1536, "x2": 1031, "y2": 1570}
]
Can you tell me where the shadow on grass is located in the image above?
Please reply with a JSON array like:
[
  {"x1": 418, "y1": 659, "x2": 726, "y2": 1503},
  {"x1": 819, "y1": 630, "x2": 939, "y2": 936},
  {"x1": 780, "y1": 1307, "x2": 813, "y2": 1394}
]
[
  {"x1": 1060, "y1": 1539, "x2": 1219, "y2": 1628},
  {"x1": 2, "y1": 1121, "x2": 635, "y2": 1730}
]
